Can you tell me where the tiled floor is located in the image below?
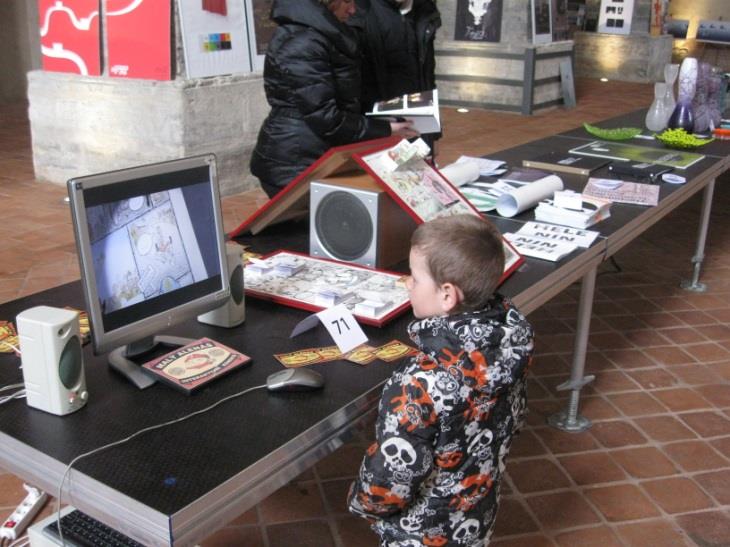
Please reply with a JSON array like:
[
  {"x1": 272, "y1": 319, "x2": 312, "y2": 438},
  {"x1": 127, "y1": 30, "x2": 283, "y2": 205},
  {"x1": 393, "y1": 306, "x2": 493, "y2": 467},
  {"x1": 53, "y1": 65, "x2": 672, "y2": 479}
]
[{"x1": 1, "y1": 79, "x2": 729, "y2": 546}]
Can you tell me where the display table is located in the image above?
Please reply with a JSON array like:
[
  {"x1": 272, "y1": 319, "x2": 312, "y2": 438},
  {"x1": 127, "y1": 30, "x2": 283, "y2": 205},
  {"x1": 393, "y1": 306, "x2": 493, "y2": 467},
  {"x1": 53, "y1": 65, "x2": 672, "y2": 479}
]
[{"x1": 0, "y1": 113, "x2": 726, "y2": 545}]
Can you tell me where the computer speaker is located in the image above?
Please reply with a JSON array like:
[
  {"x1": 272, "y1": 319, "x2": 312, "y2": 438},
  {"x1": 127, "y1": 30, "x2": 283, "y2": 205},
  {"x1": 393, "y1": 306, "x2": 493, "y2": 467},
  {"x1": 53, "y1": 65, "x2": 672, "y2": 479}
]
[
  {"x1": 309, "y1": 179, "x2": 416, "y2": 268},
  {"x1": 197, "y1": 242, "x2": 246, "y2": 328},
  {"x1": 17, "y1": 306, "x2": 87, "y2": 416}
]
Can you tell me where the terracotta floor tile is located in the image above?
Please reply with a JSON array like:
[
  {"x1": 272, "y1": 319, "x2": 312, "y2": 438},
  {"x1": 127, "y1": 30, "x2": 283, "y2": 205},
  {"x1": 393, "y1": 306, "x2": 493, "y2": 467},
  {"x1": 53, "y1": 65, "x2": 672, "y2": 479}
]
[
  {"x1": 534, "y1": 427, "x2": 599, "y2": 454},
  {"x1": 684, "y1": 342, "x2": 730, "y2": 363},
  {"x1": 334, "y1": 515, "x2": 380, "y2": 547},
  {"x1": 611, "y1": 446, "x2": 679, "y2": 478},
  {"x1": 525, "y1": 400, "x2": 563, "y2": 427},
  {"x1": 492, "y1": 497, "x2": 540, "y2": 537},
  {"x1": 589, "y1": 420, "x2": 647, "y2": 449},
  {"x1": 701, "y1": 323, "x2": 730, "y2": 341},
  {"x1": 588, "y1": 331, "x2": 634, "y2": 351},
  {"x1": 200, "y1": 526, "x2": 266, "y2": 547},
  {"x1": 641, "y1": 477, "x2": 715, "y2": 514},
  {"x1": 578, "y1": 396, "x2": 621, "y2": 421},
  {"x1": 557, "y1": 452, "x2": 626, "y2": 485},
  {"x1": 652, "y1": 388, "x2": 713, "y2": 412},
  {"x1": 663, "y1": 439, "x2": 728, "y2": 472},
  {"x1": 643, "y1": 346, "x2": 697, "y2": 366},
  {"x1": 679, "y1": 410, "x2": 730, "y2": 438},
  {"x1": 615, "y1": 519, "x2": 691, "y2": 547},
  {"x1": 531, "y1": 354, "x2": 570, "y2": 376},
  {"x1": 258, "y1": 481, "x2": 326, "y2": 524},
  {"x1": 320, "y1": 479, "x2": 352, "y2": 516},
  {"x1": 694, "y1": 384, "x2": 730, "y2": 408},
  {"x1": 0, "y1": 473, "x2": 25, "y2": 506},
  {"x1": 651, "y1": 296, "x2": 695, "y2": 312},
  {"x1": 675, "y1": 510, "x2": 730, "y2": 547},
  {"x1": 491, "y1": 535, "x2": 556, "y2": 547},
  {"x1": 527, "y1": 378, "x2": 552, "y2": 400},
  {"x1": 710, "y1": 436, "x2": 730, "y2": 458},
  {"x1": 554, "y1": 525, "x2": 623, "y2": 547},
  {"x1": 634, "y1": 416, "x2": 697, "y2": 442},
  {"x1": 266, "y1": 520, "x2": 335, "y2": 547},
  {"x1": 707, "y1": 308, "x2": 730, "y2": 323},
  {"x1": 659, "y1": 326, "x2": 706, "y2": 345},
  {"x1": 635, "y1": 312, "x2": 685, "y2": 329},
  {"x1": 667, "y1": 363, "x2": 724, "y2": 385},
  {"x1": 626, "y1": 368, "x2": 679, "y2": 390},
  {"x1": 526, "y1": 491, "x2": 601, "y2": 530},
  {"x1": 507, "y1": 459, "x2": 572, "y2": 494},
  {"x1": 693, "y1": 469, "x2": 730, "y2": 505},
  {"x1": 509, "y1": 430, "x2": 548, "y2": 458},
  {"x1": 603, "y1": 348, "x2": 656, "y2": 369},
  {"x1": 315, "y1": 443, "x2": 365, "y2": 480},
  {"x1": 588, "y1": 370, "x2": 639, "y2": 394},
  {"x1": 598, "y1": 313, "x2": 646, "y2": 331},
  {"x1": 583, "y1": 352, "x2": 616, "y2": 373},
  {"x1": 608, "y1": 392, "x2": 667, "y2": 416},
  {"x1": 584, "y1": 484, "x2": 660, "y2": 522}
]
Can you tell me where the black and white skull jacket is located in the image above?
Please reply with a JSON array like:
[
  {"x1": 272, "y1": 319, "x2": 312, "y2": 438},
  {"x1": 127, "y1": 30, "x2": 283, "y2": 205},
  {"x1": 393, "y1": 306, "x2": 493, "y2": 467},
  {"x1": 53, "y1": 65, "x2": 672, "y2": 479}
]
[{"x1": 348, "y1": 294, "x2": 534, "y2": 547}]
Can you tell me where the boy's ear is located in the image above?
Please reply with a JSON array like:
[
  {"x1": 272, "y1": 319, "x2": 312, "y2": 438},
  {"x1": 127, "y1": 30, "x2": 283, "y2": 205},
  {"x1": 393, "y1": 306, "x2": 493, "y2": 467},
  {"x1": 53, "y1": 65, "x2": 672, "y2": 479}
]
[{"x1": 439, "y1": 282, "x2": 464, "y2": 314}]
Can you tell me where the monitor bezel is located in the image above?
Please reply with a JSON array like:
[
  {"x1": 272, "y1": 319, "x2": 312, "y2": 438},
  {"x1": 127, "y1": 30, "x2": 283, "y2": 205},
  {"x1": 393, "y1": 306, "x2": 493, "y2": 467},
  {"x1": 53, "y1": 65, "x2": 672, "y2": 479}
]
[{"x1": 68, "y1": 154, "x2": 230, "y2": 356}]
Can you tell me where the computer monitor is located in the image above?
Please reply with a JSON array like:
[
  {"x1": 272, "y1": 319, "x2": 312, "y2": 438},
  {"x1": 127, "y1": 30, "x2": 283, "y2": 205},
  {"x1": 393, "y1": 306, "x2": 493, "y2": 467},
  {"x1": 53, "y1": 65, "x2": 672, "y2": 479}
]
[{"x1": 68, "y1": 155, "x2": 230, "y2": 389}]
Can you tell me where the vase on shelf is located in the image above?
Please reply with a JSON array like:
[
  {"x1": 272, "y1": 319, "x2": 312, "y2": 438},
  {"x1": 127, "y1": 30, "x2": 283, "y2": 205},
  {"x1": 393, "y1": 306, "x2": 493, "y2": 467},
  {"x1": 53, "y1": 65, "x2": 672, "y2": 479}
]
[
  {"x1": 707, "y1": 74, "x2": 722, "y2": 130},
  {"x1": 662, "y1": 63, "x2": 679, "y2": 121},
  {"x1": 667, "y1": 57, "x2": 697, "y2": 132},
  {"x1": 645, "y1": 82, "x2": 669, "y2": 132},
  {"x1": 692, "y1": 62, "x2": 712, "y2": 133}
]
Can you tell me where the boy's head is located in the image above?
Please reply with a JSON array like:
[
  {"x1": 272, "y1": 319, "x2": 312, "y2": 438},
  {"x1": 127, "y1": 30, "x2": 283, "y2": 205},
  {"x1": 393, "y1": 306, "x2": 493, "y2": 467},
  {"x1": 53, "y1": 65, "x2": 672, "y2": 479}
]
[{"x1": 407, "y1": 214, "x2": 505, "y2": 318}]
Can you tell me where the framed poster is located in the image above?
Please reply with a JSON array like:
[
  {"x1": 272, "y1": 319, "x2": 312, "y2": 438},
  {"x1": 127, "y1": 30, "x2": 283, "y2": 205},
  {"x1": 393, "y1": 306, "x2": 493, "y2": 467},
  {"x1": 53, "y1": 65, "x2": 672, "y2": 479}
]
[
  {"x1": 532, "y1": 0, "x2": 553, "y2": 44},
  {"x1": 597, "y1": 0, "x2": 634, "y2": 35},
  {"x1": 551, "y1": 0, "x2": 570, "y2": 41},
  {"x1": 106, "y1": 0, "x2": 172, "y2": 80},
  {"x1": 38, "y1": 0, "x2": 101, "y2": 76},
  {"x1": 178, "y1": 0, "x2": 252, "y2": 78},
  {"x1": 245, "y1": 0, "x2": 276, "y2": 71},
  {"x1": 454, "y1": 0, "x2": 502, "y2": 42}
]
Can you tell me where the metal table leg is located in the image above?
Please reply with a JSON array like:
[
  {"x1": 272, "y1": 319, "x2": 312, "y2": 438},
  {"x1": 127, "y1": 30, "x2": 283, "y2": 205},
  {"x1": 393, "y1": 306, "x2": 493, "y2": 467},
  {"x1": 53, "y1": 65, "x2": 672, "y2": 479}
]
[
  {"x1": 548, "y1": 267, "x2": 597, "y2": 432},
  {"x1": 681, "y1": 178, "x2": 715, "y2": 293}
]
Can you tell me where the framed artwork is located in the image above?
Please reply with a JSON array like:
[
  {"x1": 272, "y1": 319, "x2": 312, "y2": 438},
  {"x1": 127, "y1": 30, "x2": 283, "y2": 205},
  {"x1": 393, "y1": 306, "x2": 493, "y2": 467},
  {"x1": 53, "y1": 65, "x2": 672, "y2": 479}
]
[
  {"x1": 245, "y1": 0, "x2": 276, "y2": 71},
  {"x1": 454, "y1": 0, "x2": 502, "y2": 42},
  {"x1": 597, "y1": 0, "x2": 634, "y2": 35},
  {"x1": 177, "y1": 0, "x2": 252, "y2": 78},
  {"x1": 551, "y1": 0, "x2": 570, "y2": 41},
  {"x1": 532, "y1": 0, "x2": 553, "y2": 44},
  {"x1": 107, "y1": 0, "x2": 171, "y2": 80},
  {"x1": 38, "y1": 0, "x2": 101, "y2": 76},
  {"x1": 244, "y1": 251, "x2": 411, "y2": 327}
]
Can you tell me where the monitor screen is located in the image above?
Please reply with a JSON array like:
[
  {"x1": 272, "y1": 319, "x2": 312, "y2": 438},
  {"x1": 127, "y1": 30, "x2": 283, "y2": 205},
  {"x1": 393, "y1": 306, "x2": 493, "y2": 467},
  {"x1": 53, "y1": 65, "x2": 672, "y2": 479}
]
[{"x1": 68, "y1": 155, "x2": 230, "y2": 388}]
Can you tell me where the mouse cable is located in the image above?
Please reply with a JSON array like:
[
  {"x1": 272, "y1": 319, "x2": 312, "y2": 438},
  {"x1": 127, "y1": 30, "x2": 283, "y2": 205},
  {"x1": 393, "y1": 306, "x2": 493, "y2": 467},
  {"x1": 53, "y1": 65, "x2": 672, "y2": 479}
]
[
  {"x1": 0, "y1": 388, "x2": 26, "y2": 406},
  {"x1": 55, "y1": 383, "x2": 267, "y2": 546}
]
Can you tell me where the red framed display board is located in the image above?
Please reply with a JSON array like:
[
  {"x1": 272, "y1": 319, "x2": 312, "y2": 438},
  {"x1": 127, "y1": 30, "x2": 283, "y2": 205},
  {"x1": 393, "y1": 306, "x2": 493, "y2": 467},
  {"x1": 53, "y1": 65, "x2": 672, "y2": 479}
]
[
  {"x1": 232, "y1": 137, "x2": 524, "y2": 284},
  {"x1": 38, "y1": 0, "x2": 101, "y2": 76},
  {"x1": 244, "y1": 251, "x2": 411, "y2": 327}
]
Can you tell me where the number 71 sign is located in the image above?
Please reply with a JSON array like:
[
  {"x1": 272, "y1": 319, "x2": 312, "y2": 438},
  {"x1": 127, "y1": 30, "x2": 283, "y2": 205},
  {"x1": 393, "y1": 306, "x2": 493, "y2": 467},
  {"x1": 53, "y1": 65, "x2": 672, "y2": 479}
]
[{"x1": 290, "y1": 304, "x2": 368, "y2": 353}]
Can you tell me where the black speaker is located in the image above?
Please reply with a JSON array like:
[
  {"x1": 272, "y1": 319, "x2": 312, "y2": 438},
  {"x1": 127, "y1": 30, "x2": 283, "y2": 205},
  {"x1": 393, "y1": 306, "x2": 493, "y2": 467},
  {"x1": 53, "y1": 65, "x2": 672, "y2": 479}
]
[{"x1": 197, "y1": 242, "x2": 245, "y2": 328}]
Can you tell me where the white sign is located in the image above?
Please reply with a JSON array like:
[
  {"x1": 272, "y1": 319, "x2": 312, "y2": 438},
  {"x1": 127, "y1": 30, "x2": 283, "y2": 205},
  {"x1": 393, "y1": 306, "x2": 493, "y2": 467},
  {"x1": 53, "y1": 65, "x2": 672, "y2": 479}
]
[
  {"x1": 290, "y1": 304, "x2": 368, "y2": 354},
  {"x1": 515, "y1": 221, "x2": 600, "y2": 248},
  {"x1": 598, "y1": 0, "x2": 634, "y2": 35}
]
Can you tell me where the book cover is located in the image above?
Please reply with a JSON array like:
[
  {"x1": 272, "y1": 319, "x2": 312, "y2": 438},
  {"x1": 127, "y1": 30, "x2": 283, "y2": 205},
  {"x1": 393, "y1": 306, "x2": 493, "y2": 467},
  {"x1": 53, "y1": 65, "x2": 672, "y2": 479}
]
[
  {"x1": 568, "y1": 140, "x2": 705, "y2": 170},
  {"x1": 367, "y1": 90, "x2": 441, "y2": 134},
  {"x1": 523, "y1": 152, "x2": 610, "y2": 176},
  {"x1": 142, "y1": 337, "x2": 251, "y2": 394},
  {"x1": 583, "y1": 178, "x2": 660, "y2": 207}
]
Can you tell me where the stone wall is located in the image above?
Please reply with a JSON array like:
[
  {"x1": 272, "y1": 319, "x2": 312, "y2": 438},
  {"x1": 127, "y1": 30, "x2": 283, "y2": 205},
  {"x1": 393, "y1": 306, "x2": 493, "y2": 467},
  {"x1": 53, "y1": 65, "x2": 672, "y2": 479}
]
[{"x1": 28, "y1": 71, "x2": 267, "y2": 196}]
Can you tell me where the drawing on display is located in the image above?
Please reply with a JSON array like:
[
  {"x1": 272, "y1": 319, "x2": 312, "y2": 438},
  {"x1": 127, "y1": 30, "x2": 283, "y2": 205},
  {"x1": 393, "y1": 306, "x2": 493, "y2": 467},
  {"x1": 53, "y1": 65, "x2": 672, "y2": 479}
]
[
  {"x1": 455, "y1": 0, "x2": 503, "y2": 42},
  {"x1": 87, "y1": 190, "x2": 206, "y2": 313},
  {"x1": 38, "y1": 0, "x2": 101, "y2": 75}
]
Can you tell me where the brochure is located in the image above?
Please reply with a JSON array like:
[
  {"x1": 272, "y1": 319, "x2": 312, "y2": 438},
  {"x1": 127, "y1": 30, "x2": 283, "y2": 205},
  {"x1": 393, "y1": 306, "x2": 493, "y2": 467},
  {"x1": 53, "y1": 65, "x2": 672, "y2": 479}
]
[
  {"x1": 367, "y1": 89, "x2": 441, "y2": 134},
  {"x1": 534, "y1": 194, "x2": 612, "y2": 229},
  {"x1": 568, "y1": 140, "x2": 705, "y2": 170},
  {"x1": 583, "y1": 177, "x2": 660, "y2": 207}
]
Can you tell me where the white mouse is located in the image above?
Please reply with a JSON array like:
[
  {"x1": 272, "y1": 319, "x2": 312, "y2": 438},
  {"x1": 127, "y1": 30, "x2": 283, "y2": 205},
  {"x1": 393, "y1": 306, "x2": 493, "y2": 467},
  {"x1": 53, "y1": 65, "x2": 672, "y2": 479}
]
[{"x1": 266, "y1": 368, "x2": 325, "y2": 392}]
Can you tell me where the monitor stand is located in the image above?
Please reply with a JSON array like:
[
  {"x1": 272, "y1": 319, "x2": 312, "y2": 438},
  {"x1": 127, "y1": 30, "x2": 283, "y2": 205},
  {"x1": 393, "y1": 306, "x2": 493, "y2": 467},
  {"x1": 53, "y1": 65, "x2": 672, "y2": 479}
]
[{"x1": 108, "y1": 335, "x2": 195, "y2": 389}]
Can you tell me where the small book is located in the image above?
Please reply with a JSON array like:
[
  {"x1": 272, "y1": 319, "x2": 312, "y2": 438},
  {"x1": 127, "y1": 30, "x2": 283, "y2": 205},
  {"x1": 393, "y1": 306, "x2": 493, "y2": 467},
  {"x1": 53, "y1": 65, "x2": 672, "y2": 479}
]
[
  {"x1": 366, "y1": 89, "x2": 440, "y2": 134},
  {"x1": 142, "y1": 337, "x2": 251, "y2": 394},
  {"x1": 523, "y1": 152, "x2": 610, "y2": 176},
  {"x1": 498, "y1": 168, "x2": 551, "y2": 185},
  {"x1": 534, "y1": 194, "x2": 611, "y2": 229}
]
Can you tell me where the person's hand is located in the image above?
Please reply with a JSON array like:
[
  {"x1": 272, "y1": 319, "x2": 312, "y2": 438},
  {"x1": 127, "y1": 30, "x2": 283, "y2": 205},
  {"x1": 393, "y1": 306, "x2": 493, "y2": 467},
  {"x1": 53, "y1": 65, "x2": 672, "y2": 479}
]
[{"x1": 390, "y1": 121, "x2": 419, "y2": 139}]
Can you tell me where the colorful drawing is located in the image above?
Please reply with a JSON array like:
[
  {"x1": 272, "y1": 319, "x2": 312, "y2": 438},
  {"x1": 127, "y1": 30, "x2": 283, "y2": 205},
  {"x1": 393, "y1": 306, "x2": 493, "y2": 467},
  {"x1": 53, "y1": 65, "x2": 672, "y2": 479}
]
[{"x1": 38, "y1": 0, "x2": 101, "y2": 76}]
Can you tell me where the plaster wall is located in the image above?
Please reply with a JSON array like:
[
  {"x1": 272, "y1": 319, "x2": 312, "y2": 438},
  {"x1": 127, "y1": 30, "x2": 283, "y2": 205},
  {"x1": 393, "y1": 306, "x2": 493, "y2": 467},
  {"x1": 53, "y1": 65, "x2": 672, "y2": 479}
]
[{"x1": 0, "y1": 0, "x2": 40, "y2": 102}]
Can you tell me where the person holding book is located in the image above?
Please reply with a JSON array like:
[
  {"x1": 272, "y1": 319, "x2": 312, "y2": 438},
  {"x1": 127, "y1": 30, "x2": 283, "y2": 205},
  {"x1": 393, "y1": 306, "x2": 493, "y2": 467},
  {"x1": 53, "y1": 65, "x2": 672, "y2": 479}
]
[
  {"x1": 348, "y1": 214, "x2": 534, "y2": 546},
  {"x1": 250, "y1": 0, "x2": 418, "y2": 199}
]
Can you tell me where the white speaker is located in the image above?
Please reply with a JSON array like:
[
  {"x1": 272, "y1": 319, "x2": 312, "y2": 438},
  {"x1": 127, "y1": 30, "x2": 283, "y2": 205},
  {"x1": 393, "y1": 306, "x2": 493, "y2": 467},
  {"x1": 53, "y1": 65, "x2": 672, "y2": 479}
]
[
  {"x1": 197, "y1": 242, "x2": 246, "y2": 328},
  {"x1": 310, "y1": 179, "x2": 416, "y2": 268},
  {"x1": 17, "y1": 306, "x2": 87, "y2": 416}
]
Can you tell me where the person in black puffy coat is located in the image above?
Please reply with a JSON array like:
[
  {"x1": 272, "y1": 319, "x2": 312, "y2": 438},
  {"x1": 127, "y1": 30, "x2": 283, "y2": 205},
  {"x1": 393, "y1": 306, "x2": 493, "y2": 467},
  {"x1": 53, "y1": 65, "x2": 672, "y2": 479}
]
[{"x1": 251, "y1": 0, "x2": 418, "y2": 199}]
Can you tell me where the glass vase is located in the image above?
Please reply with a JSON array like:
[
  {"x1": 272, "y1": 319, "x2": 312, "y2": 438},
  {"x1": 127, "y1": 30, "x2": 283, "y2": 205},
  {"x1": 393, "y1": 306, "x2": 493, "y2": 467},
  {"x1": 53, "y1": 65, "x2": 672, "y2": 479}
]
[
  {"x1": 662, "y1": 63, "x2": 679, "y2": 119},
  {"x1": 667, "y1": 100, "x2": 695, "y2": 133},
  {"x1": 645, "y1": 82, "x2": 668, "y2": 132}
]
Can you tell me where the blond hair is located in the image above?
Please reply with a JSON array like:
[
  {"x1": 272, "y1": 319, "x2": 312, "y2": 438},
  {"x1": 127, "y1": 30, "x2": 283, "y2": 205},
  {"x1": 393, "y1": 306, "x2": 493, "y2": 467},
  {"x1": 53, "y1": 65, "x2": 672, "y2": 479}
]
[{"x1": 411, "y1": 214, "x2": 505, "y2": 311}]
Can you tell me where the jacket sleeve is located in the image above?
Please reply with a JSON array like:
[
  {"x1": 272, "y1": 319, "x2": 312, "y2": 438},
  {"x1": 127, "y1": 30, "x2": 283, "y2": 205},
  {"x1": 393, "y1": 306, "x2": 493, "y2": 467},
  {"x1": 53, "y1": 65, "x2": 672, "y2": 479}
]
[
  {"x1": 347, "y1": 363, "x2": 439, "y2": 520},
  {"x1": 272, "y1": 29, "x2": 391, "y2": 144}
]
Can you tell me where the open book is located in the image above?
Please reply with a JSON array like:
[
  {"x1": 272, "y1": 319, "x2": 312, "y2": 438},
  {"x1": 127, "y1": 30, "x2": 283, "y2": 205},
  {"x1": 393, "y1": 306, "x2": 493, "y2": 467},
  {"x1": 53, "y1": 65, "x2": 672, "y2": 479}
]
[{"x1": 366, "y1": 89, "x2": 441, "y2": 134}]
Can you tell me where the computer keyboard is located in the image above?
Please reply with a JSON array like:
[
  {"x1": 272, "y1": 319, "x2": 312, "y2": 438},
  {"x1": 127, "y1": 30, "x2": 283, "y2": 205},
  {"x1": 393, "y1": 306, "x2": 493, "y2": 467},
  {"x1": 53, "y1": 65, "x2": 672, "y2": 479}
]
[{"x1": 43, "y1": 509, "x2": 145, "y2": 547}]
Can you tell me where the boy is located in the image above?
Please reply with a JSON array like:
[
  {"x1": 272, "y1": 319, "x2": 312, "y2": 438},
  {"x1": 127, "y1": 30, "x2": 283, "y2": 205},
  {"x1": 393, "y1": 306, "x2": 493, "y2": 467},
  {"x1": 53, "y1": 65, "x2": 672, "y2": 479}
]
[{"x1": 347, "y1": 214, "x2": 534, "y2": 546}]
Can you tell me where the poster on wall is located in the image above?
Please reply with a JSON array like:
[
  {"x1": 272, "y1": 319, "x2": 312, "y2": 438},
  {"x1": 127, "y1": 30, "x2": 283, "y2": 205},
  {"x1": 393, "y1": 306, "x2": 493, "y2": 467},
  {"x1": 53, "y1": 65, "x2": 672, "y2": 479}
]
[
  {"x1": 38, "y1": 0, "x2": 101, "y2": 76},
  {"x1": 597, "y1": 0, "x2": 634, "y2": 35},
  {"x1": 551, "y1": 0, "x2": 569, "y2": 41},
  {"x1": 106, "y1": 0, "x2": 171, "y2": 80},
  {"x1": 246, "y1": 0, "x2": 276, "y2": 71},
  {"x1": 178, "y1": 0, "x2": 252, "y2": 77},
  {"x1": 532, "y1": 0, "x2": 552, "y2": 44},
  {"x1": 454, "y1": 0, "x2": 502, "y2": 42}
]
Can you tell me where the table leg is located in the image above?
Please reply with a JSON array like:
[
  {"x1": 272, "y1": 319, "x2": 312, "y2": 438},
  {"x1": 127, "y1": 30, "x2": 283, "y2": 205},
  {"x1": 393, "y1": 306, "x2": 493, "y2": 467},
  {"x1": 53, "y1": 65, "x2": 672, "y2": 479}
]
[
  {"x1": 548, "y1": 267, "x2": 597, "y2": 433},
  {"x1": 681, "y1": 178, "x2": 715, "y2": 293}
]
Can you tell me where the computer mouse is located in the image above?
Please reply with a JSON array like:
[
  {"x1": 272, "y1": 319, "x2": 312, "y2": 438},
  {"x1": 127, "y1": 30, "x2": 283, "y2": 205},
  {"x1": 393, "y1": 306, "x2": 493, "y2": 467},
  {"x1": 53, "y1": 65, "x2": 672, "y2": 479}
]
[{"x1": 266, "y1": 368, "x2": 325, "y2": 392}]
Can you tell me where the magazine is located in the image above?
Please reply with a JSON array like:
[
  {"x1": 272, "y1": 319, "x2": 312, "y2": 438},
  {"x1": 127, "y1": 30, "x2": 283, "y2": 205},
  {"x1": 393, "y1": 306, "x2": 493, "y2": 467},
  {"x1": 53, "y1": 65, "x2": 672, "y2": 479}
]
[
  {"x1": 142, "y1": 338, "x2": 252, "y2": 394},
  {"x1": 367, "y1": 89, "x2": 441, "y2": 134},
  {"x1": 583, "y1": 177, "x2": 660, "y2": 206},
  {"x1": 568, "y1": 140, "x2": 705, "y2": 170}
]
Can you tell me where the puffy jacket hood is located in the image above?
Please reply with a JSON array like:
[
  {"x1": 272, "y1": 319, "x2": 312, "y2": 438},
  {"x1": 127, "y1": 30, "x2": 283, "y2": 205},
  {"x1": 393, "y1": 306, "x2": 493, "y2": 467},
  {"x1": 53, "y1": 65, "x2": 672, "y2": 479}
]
[{"x1": 272, "y1": 0, "x2": 358, "y2": 58}]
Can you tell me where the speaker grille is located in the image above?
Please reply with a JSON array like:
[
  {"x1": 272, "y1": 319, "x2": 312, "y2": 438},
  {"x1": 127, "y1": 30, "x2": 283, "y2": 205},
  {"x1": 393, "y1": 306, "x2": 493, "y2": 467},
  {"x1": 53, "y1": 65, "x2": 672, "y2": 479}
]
[
  {"x1": 231, "y1": 265, "x2": 244, "y2": 305},
  {"x1": 315, "y1": 191, "x2": 374, "y2": 261},
  {"x1": 59, "y1": 336, "x2": 83, "y2": 389}
]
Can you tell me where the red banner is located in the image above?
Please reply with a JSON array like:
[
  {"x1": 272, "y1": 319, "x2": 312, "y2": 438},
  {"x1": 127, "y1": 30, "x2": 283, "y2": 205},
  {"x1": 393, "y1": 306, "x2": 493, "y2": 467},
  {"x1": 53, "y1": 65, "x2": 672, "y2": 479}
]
[
  {"x1": 107, "y1": 0, "x2": 172, "y2": 80},
  {"x1": 38, "y1": 0, "x2": 101, "y2": 76}
]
